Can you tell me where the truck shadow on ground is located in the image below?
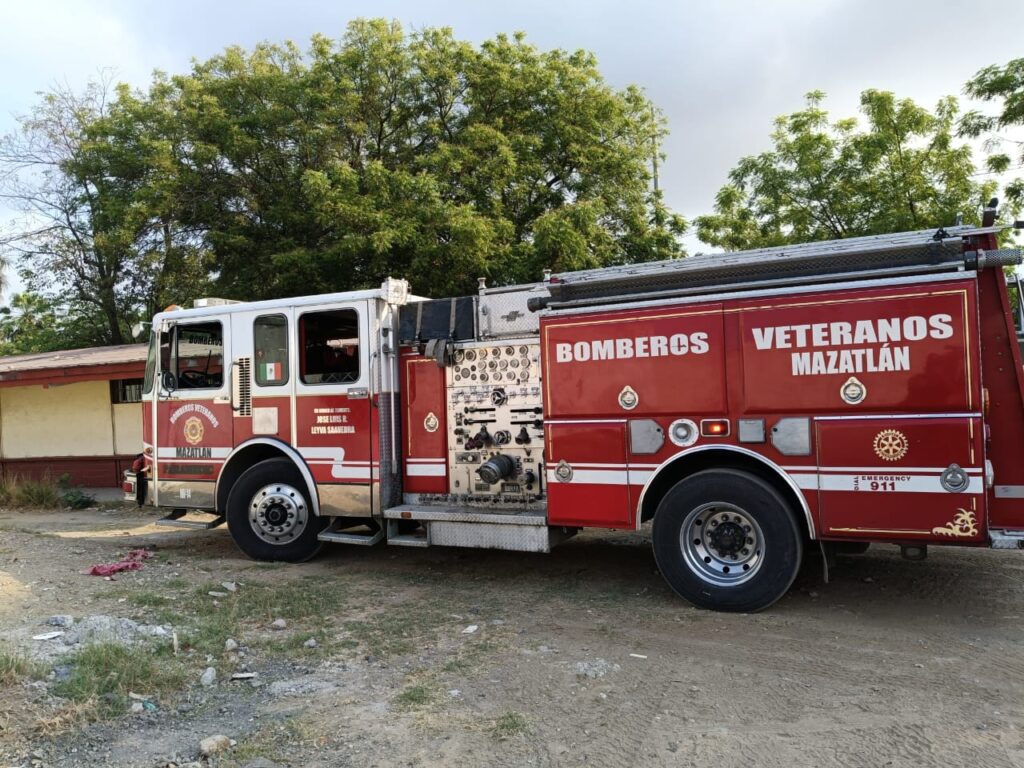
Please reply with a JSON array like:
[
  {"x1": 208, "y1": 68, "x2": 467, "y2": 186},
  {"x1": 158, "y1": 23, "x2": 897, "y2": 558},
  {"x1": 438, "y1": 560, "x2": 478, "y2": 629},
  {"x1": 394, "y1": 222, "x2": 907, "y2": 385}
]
[{"x1": 144, "y1": 524, "x2": 1019, "y2": 628}]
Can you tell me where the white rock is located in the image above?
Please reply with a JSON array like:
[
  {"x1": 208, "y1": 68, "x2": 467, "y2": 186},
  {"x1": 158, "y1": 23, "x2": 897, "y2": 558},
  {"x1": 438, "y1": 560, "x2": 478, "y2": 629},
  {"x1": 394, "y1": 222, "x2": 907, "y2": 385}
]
[
  {"x1": 199, "y1": 734, "x2": 231, "y2": 757},
  {"x1": 130, "y1": 702, "x2": 144, "y2": 713},
  {"x1": 32, "y1": 631, "x2": 64, "y2": 641},
  {"x1": 221, "y1": 581, "x2": 238, "y2": 592},
  {"x1": 462, "y1": 625, "x2": 478, "y2": 634},
  {"x1": 574, "y1": 659, "x2": 621, "y2": 678},
  {"x1": 200, "y1": 667, "x2": 217, "y2": 687},
  {"x1": 208, "y1": 591, "x2": 228, "y2": 598},
  {"x1": 303, "y1": 638, "x2": 318, "y2": 649},
  {"x1": 270, "y1": 618, "x2": 287, "y2": 630},
  {"x1": 224, "y1": 638, "x2": 239, "y2": 652}
]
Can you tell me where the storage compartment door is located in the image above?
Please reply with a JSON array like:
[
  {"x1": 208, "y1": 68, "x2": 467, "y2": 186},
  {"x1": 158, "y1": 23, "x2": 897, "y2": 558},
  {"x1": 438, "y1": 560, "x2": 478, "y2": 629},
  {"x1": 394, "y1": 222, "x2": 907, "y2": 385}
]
[
  {"x1": 816, "y1": 417, "x2": 984, "y2": 542},
  {"x1": 400, "y1": 351, "x2": 448, "y2": 494},
  {"x1": 547, "y1": 422, "x2": 633, "y2": 529}
]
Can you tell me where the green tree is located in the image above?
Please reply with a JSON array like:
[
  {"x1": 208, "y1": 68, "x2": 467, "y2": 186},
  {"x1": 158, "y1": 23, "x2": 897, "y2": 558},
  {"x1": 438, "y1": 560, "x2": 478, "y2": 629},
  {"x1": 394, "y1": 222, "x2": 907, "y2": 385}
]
[
  {"x1": 1, "y1": 20, "x2": 684, "y2": 343},
  {"x1": 0, "y1": 76, "x2": 210, "y2": 347},
  {"x1": 165, "y1": 21, "x2": 685, "y2": 299},
  {"x1": 961, "y1": 58, "x2": 1024, "y2": 214},
  {"x1": 0, "y1": 292, "x2": 100, "y2": 355},
  {"x1": 696, "y1": 90, "x2": 993, "y2": 250}
]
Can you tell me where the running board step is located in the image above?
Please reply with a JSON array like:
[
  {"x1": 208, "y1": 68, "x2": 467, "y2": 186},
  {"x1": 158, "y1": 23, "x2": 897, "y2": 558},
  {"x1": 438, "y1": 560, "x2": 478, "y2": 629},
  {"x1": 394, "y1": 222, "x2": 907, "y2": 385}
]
[
  {"x1": 990, "y1": 529, "x2": 1024, "y2": 549},
  {"x1": 383, "y1": 505, "x2": 572, "y2": 553},
  {"x1": 156, "y1": 509, "x2": 225, "y2": 529},
  {"x1": 318, "y1": 525, "x2": 384, "y2": 546},
  {"x1": 383, "y1": 505, "x2": 548, "y2": 526}
]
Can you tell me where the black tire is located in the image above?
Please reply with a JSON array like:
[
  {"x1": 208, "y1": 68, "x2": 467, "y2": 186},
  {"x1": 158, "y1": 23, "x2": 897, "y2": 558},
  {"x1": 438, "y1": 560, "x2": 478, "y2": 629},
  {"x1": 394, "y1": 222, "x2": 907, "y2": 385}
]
[
  {"x1": 833, "y1": 541, "x2": 871, "y2": 555},
  {"x1": 226, "y1": 458, "x2": 327, "y2": 562},
  {"x1": 652, "y1": 469, "x2": 802, "y2": 612}
]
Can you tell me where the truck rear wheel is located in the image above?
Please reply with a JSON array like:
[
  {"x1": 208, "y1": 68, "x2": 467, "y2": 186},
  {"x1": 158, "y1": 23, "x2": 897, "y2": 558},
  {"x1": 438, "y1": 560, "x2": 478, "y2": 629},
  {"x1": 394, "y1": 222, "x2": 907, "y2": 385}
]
[
  {"x1": 652, "y1": 469, "x2": 802, "y2": 612},
  {"x1": 226, "y1": 458, "x2": 326, "y2": 562}
]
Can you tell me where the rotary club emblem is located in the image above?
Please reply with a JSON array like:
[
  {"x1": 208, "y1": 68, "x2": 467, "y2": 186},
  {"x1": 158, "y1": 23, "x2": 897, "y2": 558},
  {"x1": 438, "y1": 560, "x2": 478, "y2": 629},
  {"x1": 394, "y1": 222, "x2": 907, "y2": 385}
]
[
  {"x1": 183, "y1": 416, "x2": 205, "y2": 445},
  {"x1": 873, "y1": 429, "x2": 908, "y2": 461}
]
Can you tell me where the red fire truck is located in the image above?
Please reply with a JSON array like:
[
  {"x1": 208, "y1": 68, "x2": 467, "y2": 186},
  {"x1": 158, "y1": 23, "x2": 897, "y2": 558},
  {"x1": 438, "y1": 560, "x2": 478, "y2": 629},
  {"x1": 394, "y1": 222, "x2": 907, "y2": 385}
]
[{"x1": 125, "y1": 203, "x2": 1024, "y2": 611}]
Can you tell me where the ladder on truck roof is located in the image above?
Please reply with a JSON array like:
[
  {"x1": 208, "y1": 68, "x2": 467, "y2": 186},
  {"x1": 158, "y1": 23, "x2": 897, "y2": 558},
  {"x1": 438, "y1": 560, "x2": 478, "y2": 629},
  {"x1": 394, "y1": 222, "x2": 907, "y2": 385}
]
[{"x1": 529, "y1": 224, "x2": 1023, "y2": 312}]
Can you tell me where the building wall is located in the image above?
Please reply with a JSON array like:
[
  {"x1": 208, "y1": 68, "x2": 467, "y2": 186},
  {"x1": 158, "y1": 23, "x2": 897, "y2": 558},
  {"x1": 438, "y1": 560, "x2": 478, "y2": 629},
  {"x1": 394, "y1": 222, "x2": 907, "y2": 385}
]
[
  {"x1": 0, "y1": 381, "x2": 114, "y2": 457},
  {"x1": 0, "y1": 380, "x2": 143, "y2": 487},
  {"x1": 113, "y1": 402, "x2": 143, "y2": 455}
]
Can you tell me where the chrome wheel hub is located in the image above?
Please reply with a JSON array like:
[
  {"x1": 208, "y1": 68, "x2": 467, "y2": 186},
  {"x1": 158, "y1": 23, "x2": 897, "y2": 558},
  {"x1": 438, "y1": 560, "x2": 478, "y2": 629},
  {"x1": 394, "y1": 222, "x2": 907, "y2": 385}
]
[
  {"x1": 680, "y1": 502, "x2": 764, "y2": 587},
  {"x1": 249, "y1": 483, "x2": 307, "y2": 544}
]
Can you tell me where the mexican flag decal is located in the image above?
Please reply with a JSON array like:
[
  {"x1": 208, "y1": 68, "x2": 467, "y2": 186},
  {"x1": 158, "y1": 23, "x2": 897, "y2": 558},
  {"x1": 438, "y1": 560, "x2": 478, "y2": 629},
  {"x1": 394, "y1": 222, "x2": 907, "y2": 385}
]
[{"x1": 263, "y1": 362, "x2": 282, "y2": 381}]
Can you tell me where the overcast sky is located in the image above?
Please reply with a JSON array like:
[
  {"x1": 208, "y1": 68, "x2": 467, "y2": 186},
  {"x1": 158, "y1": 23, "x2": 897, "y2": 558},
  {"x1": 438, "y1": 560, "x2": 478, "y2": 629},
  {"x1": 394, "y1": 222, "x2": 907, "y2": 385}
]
[{"x1": 1, "y1": 0, "x2": 1022, "y2": 274}]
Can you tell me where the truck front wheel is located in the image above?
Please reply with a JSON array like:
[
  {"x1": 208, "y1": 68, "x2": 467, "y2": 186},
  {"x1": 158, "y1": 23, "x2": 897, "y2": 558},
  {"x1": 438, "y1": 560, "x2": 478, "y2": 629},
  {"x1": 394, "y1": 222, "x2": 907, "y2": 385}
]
[
  {"x1": 652, "y1": 469, "x2": 802, "y2": 612},
  {"x1": 226, "y1": 458, "x2": 326, "y2": 562}
]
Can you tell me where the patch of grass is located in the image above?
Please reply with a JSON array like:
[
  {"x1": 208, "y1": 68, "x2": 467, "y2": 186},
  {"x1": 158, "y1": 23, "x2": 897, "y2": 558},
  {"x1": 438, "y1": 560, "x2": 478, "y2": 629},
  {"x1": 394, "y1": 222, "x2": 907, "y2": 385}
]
[
  {"x1": 0, "y1": 474, "x2": 62, "y2": 508},
  {"x1": 0, "y1": 648, "x2": 43, "y2": 686},
  {"x1": 393, "y1": 683, "x2": 433, "y2": 710},
  {"x1": 491, "y1": 710, "x2": 528, "y2": 739},
  {"x1": 442, "y1": 637, "x2": 501, "y2": 674},
  {"x1": 342, "y1": 600, "x2": 450, "y2": 658},
  {"x1": 60, "y1": 487, "x2": 96, "y2": 509},
  {"x1": 221, "y1": 718, "x2": 318, "y2": 766},
  {"x1": 51, "y1": 642, "x2": 186, "y2": 716},
  {"x1": 122, "y1": 578, "x2": 352, "y2": 657},
  {"x1": 127, "y1": 591, "x2": 173, "y2": 608}
]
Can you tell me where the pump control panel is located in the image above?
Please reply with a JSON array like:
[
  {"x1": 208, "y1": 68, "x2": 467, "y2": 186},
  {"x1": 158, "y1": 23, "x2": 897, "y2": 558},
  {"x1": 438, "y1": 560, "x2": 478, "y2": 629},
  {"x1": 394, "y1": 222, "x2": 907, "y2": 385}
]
[{"x1": 446, "y1": 341, "x2": 544, "y2": 507}]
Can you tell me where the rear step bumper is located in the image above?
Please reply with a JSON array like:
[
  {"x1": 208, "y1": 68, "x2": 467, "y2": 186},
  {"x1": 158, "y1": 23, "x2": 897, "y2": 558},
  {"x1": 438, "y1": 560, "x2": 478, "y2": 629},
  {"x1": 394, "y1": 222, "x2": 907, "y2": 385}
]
[{"x1": 990, "y1": 529, "x2": 1024, "y2": 549}]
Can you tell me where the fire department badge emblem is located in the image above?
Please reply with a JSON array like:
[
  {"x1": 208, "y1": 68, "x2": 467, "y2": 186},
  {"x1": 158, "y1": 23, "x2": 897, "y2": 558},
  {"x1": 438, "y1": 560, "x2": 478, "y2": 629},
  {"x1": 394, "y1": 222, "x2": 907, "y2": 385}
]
[
  {"x1": 840, "y1": 376, "x2": 867, "y2": 405},
  {"x1": 183, "y1": 416, "x2": 205, "y2": 446},
  {"x1": 423, "y1": 412, "x2": 439, "y2": 433},
  {"x1": 873, "y1": 429, "x2": 908, "y2": 461}
]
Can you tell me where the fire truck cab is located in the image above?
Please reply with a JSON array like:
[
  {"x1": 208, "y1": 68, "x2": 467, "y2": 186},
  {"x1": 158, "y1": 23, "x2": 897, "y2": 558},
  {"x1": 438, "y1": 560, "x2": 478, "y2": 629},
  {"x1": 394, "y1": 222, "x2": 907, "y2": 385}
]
[{"x1": 127, "y1": 206, "x2": 1024, "y2": 612}]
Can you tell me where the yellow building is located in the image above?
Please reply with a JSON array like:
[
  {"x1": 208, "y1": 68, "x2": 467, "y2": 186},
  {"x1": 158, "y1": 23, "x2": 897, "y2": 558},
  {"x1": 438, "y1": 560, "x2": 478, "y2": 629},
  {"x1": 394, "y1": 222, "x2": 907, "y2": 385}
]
[{"x1": 0, "y1": 345, "x2": 146, "y2": 487}]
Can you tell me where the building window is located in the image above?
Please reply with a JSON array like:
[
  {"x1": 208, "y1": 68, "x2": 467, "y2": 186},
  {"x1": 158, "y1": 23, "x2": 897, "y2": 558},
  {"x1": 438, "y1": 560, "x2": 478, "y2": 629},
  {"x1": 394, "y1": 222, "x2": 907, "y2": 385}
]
[
  {"x1": 254, "y1": 314, "x2": 289, "y2": 386},
  {"x1": 111, "y1": 378, "x2": 144, "y2": 404},
  {"x1": 300, "y1": 309, "x2": 360, "y2": 385}
]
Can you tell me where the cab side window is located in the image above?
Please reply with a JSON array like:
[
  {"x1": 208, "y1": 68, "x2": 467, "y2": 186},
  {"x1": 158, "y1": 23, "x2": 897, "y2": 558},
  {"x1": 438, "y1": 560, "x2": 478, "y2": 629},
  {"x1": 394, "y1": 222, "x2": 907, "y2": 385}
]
[
  {"x1": 254, "y1": 314, "x2": 289, "y2": 386},
  {"x1": 300, "y1": 310, "x2": 360, "y2": 385},
  {"x1": 174, "y1": 321, "x2": 224, "y2": 389}
]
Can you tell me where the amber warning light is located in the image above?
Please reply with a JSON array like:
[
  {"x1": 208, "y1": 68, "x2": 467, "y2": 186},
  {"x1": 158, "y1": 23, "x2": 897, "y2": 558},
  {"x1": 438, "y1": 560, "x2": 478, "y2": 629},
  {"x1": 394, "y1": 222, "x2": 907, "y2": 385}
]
[{"x1": 700, "y1": 419, "x2": 730, "y2": 437}]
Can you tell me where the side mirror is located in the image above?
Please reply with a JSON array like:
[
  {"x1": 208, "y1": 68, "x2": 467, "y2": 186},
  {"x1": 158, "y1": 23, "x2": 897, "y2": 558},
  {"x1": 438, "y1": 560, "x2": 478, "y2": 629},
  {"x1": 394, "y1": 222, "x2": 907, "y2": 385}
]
[
  {"x1": 131, "y1": 322, "x2": 149, "y2": 339},
  {"x1": 161, "y1": 370, "x2": 177, "y2": 392}
]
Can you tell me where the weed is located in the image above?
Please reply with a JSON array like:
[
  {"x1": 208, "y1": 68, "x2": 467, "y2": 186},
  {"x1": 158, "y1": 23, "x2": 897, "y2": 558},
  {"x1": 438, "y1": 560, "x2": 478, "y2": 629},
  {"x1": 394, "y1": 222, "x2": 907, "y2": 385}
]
[
  {"x1": 0, "y1": 474, "x2": 62, "y2": 508},
  {"x1": 0, "y1": 648, "x2": 43, "y2": 686},
  {"x1": 221, "y1": 718, "x2": 318, "y2": 766},
  {"x1": 393, "y1": 683, "x2": 433, "y2": 710},
  {"x1": 127, "y1": 591, "x2": 173, "y2": 608},
  {"x1": 491, "y1": 711, "x2": 528, "y2": 739},
  {"x1": 51, "y1": 642, "x2": 186, "y2": 716},
  {"x1": 342, "y1": 600, "x2": 449, "y2": 658},
  {"x1": 61, "y1": 487, "x2": 97, "y2": 509}
]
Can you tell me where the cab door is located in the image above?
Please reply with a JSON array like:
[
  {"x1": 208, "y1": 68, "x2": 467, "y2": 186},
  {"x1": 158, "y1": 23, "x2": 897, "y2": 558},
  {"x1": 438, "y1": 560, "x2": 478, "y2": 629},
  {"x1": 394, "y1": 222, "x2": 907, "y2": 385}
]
[
  {"x1": 293, "y1": 301, "x2": 375, "y2": 517},
  {"x1": 229, "y1": 309, "x2": 294, "y2": 446},
  {"x1": 154, "y1": 316, "x2": 233, "y2": 509}
]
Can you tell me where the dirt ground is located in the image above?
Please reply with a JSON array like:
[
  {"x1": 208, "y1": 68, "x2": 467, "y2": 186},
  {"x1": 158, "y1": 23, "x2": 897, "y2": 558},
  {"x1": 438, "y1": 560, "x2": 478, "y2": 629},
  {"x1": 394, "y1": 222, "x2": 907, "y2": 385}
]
[{"x1": 1, "y1": 505, "x2": 1023, "y2": 768}]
